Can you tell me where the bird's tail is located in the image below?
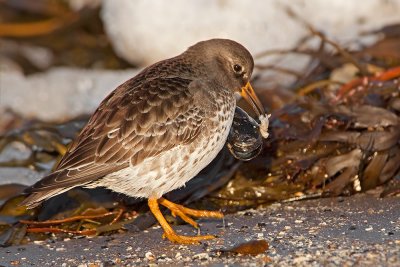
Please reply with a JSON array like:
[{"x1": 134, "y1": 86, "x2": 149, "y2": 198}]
[{"x1": 20, "y1": 188, "x2": 69, "y2": 209}]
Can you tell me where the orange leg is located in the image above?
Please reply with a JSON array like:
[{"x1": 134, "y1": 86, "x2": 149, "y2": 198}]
[{"x1": 148, "y1": 198, "x2": 223, "y2": 244}]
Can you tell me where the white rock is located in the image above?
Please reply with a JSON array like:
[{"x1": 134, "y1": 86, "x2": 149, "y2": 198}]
[
  {"x1": 101, "y1": 0, "x2": 400, "y2": 66},
  {"x1": 0, "y1": 68, "x2": 138, "y2": 120}
]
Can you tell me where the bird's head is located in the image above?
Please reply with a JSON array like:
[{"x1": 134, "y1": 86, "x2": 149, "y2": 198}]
[{"x1": 186, "y1": 39, "x2": 264, "y2": 116}]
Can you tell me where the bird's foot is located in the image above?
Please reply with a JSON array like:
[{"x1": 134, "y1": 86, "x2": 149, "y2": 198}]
[
  {"x1": 148, "y1": 197, "x2": 223, "y2": 244},
  {"x1": 162, "y1": 231, "x2": 216, "y2": 244},
  {"x1": 159, "y1": 197, "x2": 223, "y2": 229}
]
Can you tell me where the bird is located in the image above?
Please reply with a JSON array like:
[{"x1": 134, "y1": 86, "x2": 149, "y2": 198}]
[{"x1": 21, "y1": 39, "x2": 265, "y2": 244}]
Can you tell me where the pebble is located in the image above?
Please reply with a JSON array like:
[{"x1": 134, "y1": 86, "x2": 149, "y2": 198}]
[
  {"x1": 192, "y1": 253, "x2": 210, "y2": 261},
  {"x1": 145, "y1": 251, "x2": 155, "y2": 261}
]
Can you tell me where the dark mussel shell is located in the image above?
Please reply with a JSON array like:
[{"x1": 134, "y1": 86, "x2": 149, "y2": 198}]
[{"x1": 227, "y1": 107, "x2": 263, "y2": 161}]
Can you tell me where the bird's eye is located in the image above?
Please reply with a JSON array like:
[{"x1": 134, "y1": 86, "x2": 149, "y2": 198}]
[{"x1": 233, "y1": 64, "x2": 243, "y2": 73}]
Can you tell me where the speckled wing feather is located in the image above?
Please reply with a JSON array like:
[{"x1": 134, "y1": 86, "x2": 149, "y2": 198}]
[{"x1": 24, "y1": 75, "x2": 206, "y2": 196}]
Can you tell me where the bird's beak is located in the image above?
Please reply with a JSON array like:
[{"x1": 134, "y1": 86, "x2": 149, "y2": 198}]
[{"x1": 240, "y1": 82, "x2": 265, "y2": 117}]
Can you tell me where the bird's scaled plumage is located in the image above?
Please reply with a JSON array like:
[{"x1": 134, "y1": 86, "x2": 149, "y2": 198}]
[{"x1": 21, "y1": 39, "x2": 265, "y2": 244}]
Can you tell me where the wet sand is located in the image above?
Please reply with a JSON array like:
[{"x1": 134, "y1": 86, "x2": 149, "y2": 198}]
[{"x1": 1, "y1": 194, "x2": 398, "y2": 266}]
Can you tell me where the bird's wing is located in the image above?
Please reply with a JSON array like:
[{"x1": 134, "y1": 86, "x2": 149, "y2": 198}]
[{"x1": 26, "y1": 76, "x2": 207, "y2": 193}]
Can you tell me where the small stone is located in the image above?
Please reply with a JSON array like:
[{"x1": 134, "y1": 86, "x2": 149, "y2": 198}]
[
  {"x1": 175, "y1": 252, "x2": 182, "y2": 260},
  {"x1": 192, "y1": 253, "x2": 210, "y2": 261},
  {"x1": 145, "y1": 251, "x2": 155, "y2": 261},
  {"x1": 277, "y1": 231, "x2": 286, "y2": 236},
  {"x1": 257, "y1": 222, "x2": 267, "y2": 228}
]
